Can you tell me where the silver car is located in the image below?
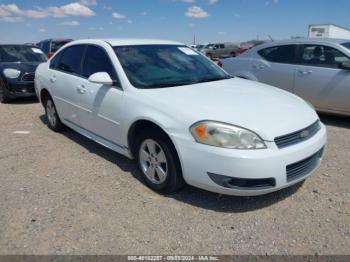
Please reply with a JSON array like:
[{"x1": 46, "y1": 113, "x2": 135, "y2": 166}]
[{"x1": 221, "y1": 38, "x2": 350, "y2": 116}]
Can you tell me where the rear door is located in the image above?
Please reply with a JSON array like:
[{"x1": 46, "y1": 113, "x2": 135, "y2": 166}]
[
  {"x1": 252, "y1": 44, "x2": 298, "y2": 93},
  {"x1": 50, "y1": 44, "x2": 86, "y2": 126},
  {"x1": 294, "y1": 44, "x2": 350, "y2": 113},
  {"x1": 77, "y1": 44, "x2": 124, "y2": 146}
]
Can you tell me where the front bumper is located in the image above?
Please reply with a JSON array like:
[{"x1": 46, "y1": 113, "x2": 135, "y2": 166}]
[
  {"x1": 171, "y1": 123, "x2": 327, "y2": 196},
  {"x1": 3, "y1": 79, "x2": 36, "y2": 99}
]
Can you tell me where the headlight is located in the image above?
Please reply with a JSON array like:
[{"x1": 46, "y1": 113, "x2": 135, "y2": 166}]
[
  {"x1": 190, "y1": 121, "x2": 266, "y2": 149},
  {"x1": 3, "y1": 68, "x2": 21, "y2": 79}
]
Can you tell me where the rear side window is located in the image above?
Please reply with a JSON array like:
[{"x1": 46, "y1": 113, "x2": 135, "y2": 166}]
[
  {"x1": 258, "y1": 45, "x2": 297, "y2": 64},
  {"x1": 82, "y1": 45, "x2": 117, "y2": 79},
  {"x1": 57, "y1": 45, "x2": 85, "y2": 75}
]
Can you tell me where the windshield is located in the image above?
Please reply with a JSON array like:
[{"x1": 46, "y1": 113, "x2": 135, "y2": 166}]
[
  {"x1": 341, "y1": 42, "x2": 350, "y2": 50},
  {"x1": 0, "y1": 45, "x2": 47, "y2": 63},
  {"x1": 113, "y1": 45, "x2": 230, "y2": 89}
]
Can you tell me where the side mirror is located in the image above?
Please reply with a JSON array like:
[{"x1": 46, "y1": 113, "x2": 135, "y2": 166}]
[
  {"x1": 340, "y1": 61, "x2": 350, "y2": 70},
  {"x1": 88, "y1": 72, "x2": 113, "y2": 86}
]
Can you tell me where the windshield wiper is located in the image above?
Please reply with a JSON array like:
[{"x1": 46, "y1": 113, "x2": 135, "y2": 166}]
[
  {"x1": 145, "y1": 81, "x2": 195, "y2": 88},
  {"x1": 196, "y1": 75, "x2": 232, "y2": 84}
]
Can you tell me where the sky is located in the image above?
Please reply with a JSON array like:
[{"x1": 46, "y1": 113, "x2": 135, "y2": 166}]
[{"x1": 0, "y1": 0, "x2": 349, "y2": 44}]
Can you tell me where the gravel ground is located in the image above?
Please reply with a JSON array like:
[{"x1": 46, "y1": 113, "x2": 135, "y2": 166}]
[{"x1": 0, "y1": 98, "x2": 349, "y2": 255}]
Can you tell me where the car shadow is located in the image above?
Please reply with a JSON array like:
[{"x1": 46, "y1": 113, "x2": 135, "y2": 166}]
[
  {"x1": 39, "y1": 115, "x2": 304, "y2": 213},
  {"x1": 319, "y1": 113, "x2": 350, "y2": 129},
  {"x1": 6, "y1": 97, "x2": 39, "y2": 105}
]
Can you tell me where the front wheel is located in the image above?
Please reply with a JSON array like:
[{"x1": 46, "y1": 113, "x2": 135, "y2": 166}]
[
  {"x1": 44, "y1": 97, "x2": 64, "y2": 132},
  {"x1": 136, "y1": 133, "x2": 184, "y2": 194}
]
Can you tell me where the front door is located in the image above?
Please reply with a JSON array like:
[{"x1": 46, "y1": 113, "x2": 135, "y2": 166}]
[{"x1": 294, "y1": 44, "x2": 350, "y2": 113}]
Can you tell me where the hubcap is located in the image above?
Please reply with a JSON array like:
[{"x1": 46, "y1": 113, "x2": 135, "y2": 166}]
[
  {"x1": 46, "y1": 100, "x2": 57, "y2": 127},
  {"x1": 139, "y1": 139, "x2": 168, "y2": 184}
]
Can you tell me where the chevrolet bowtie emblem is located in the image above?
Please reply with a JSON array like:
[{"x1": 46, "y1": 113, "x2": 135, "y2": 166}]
[{"x1": 300, "y1": 130, "x2": 310, "y2": 139}]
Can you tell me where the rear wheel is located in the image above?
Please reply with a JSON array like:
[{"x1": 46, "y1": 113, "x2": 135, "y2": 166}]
[
  {"x1": 136, "y1": 131, "x2": 184, "y2": 194},
  {"x1": 44, "y1": 97, "x2": 64, "y2": 132}
]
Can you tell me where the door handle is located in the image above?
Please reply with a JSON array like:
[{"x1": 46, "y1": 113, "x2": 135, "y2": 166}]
[
  {"x1": 298, "y1": 70, "x2": 313, "y2": 75},
  {"x1": 49, "y1": 76, "x2": 56, "y2": 83},
  {"x1": 253, "y1": 64, "x2": 265, "y2": 70},
  {"x1": 77, "y1": 85, "x2": 87, "y2": 94}
]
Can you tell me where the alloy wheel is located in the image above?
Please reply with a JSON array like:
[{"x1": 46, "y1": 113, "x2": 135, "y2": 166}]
[
  {"x1": 46, "y1": 100, "x2": 57, "y2": 127},
  {"x1": 139, "y1": 139, "x2": 168, "y2": 184}
]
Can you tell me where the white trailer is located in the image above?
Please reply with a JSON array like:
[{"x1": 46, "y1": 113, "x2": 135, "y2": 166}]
[{"x1": 308, "y1": 24, "x2": 350, "y2": 40}]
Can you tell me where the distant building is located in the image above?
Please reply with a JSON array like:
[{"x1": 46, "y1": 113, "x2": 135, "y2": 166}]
[{"x1": 308, "y1": 24, "x2": 350, "y2": 40}]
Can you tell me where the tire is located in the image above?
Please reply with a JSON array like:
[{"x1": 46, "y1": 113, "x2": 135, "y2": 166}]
[
  {"x1": 0, "y1": 81, "x2": 10, "y2": 103},
  {"x1": 44, "y1": 96, "x2": 64, "y2": 132},
  {"x1": 135, "y1": 131, "x2": 184, "y2": 194},
  {"x1": 230, "y1": 52, "x2": 236, "y2": 57}
]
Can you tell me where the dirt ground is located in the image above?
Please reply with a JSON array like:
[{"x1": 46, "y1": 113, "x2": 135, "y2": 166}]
[{"x1": 0, "y1": 98, "x2": 349, "y2": 255}]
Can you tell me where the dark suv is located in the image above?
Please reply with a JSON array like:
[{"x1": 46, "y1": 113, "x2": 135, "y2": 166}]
[
  {"x1": 37, "y1": 39, "x2": 72, "y2": 58},
  {"x1": 0, "y1": 45, "x2": 47, "y2": 103}
]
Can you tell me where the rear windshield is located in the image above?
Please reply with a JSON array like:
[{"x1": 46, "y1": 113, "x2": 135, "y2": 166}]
[
  {"x1": 0, "y1": 45, "x2": 47, "y2": 63},
  {"x1": 51, "y1": 41, "x2": 71, "y2": 53},
  {"x1": 341, "y1": 42, "x2": 350, "y2": 50}
]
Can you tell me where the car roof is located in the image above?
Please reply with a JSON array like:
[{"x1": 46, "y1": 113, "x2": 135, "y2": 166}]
[
  {"x1": 258, "y1": 38, "x2": 350, "y2": 47},
  {"x1": 40, "y1": 38, "x2": 72, "y2": 42},
  {"x1": 74, "y1": 38, "x2": 184, "y2": 46},
  {"x1": 0, "y1": 44, "x2": 34, "y2": 47}
]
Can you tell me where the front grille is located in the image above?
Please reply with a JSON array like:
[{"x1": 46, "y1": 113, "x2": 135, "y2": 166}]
[
  {"x1": 286, "y1": 148, "x2": 324, "y2": 182},
  {"x1": 21, "y1": 73, "x2": 35, "y2": 82},
  {"x1": 275, "y1": 121, "x2": 321, "y2": 149}
]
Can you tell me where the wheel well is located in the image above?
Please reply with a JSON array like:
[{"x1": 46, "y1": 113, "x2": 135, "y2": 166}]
[
  {"x1": 128, "y1": 120, "x2": 177, "y2": 159},
  {"x1": 40, "y1": 89, "x2": 51, "y2": 106}
]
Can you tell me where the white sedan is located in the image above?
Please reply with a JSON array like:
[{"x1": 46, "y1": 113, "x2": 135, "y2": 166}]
[{"x1": 35, "y1": 39, "x2": 327, "y2": 196}]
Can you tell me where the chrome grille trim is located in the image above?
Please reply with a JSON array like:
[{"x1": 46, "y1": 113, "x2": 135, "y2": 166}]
[
  {"x1": 21, "y1": 72, "x2": 35, "y2": 82},
  {"x1": 275, "y1": 120, "x2": 321, "y2": 149}
]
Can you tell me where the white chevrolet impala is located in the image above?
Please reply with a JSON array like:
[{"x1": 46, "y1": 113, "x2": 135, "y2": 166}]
[{"x1": 35, "y1": 39, "x2": 327, "y2": 196}]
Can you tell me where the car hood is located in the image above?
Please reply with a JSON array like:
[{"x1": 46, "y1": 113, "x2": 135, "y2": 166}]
[
  {"x1": 138, "y1": 78, "x2": 319, "y2": 141},
  {"x1": 0, "y1": 62, "x2": 42, "y2": 73}
]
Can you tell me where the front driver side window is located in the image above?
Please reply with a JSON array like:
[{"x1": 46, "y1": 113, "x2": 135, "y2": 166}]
[
  {"x1": 82, "y1": 45, "x2": 117, "y2": 81},
  {"x1": 301, "y1": 45, "x2": 350, "y2": 69}
]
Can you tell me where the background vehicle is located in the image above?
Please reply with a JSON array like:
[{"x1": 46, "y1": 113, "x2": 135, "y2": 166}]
[
  {"x1": 220, "y1": 38, "x2": 350, "y2": 116},
  {"x1": 309, "y1": 24, "x2": 350, "y2": 39},
  {"x1": 0, "y1": 44, "x2": 47, "y2": 103},
  {"x1": 202, "y1": 42, "x2": 239, "y2": 60},
  {"x1": 35, "y1": 39, "x2": 326, "y2": 197},
  {"x1": 238, "y1": 40, "x2": 267, "y2": 54},
  {"x1": 37, "y1": 39, "x2": 72, "y2": 58},
  {"x1": 193, "y1": 44, "x2": 206, "y2": 52}
]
